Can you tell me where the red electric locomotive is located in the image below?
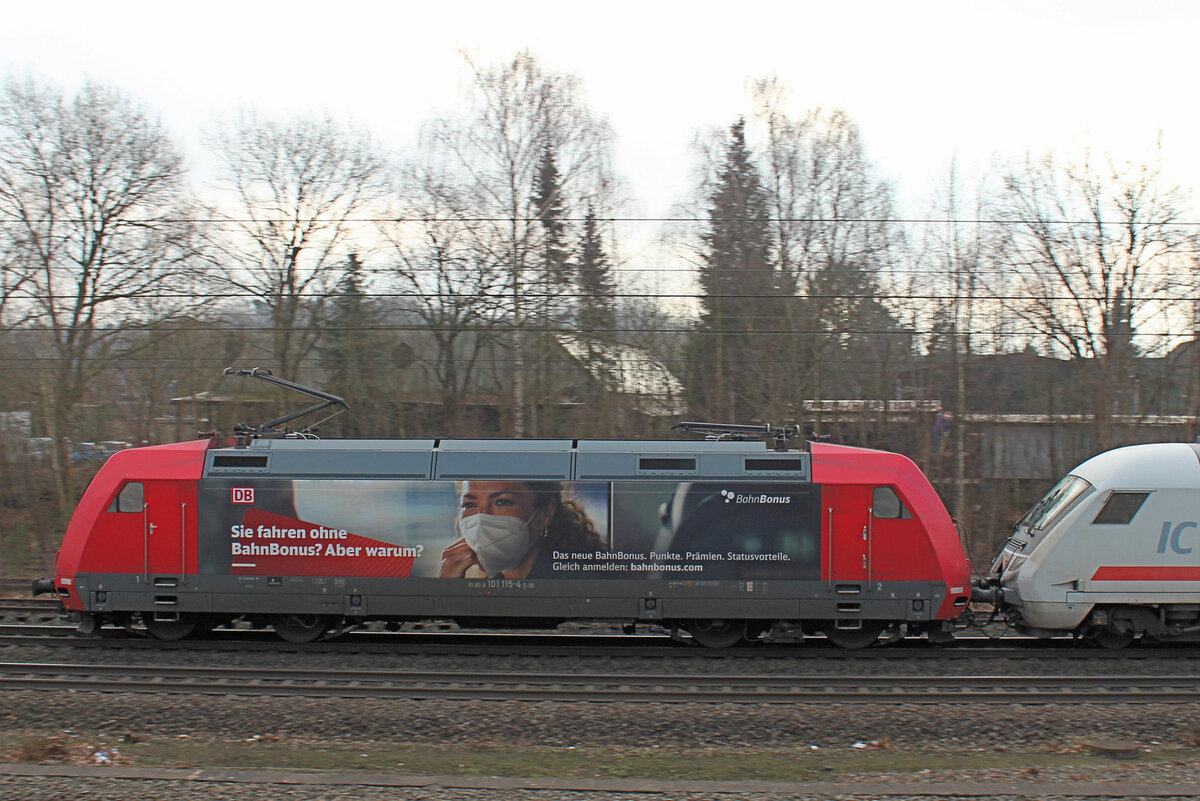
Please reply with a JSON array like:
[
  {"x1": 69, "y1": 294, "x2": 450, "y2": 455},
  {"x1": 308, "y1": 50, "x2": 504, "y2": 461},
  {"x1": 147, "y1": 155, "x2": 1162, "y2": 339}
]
[{"x1": 34, "y1": 372, "x2": 971, "y2": 648}]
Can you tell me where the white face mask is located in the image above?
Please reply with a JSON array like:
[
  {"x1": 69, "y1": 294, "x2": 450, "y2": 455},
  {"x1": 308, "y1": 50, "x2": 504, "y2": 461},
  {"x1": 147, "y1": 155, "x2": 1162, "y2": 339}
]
[{"x1": 458, "y1": 512, "x2": 535, "y2": 576}]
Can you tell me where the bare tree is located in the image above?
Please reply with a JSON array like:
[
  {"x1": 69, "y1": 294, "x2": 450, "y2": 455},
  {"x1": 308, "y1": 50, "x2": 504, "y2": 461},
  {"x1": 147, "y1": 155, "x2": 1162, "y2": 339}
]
[
  {"x1": 987, "y1": 140, "x2": 1196, "y2": 447},
  {"x1": 0, "y1": 78, "x2": 196, "y2": 514},
  {"x1": 380, "y1": 169, "x2": 508, "y2": 435},
  {"x1": 745, "y1": 81, "x2": 906, "y2": 421},
  {"x1": 424, "y1": 50, "x2": 614, "y2": 435},
  {"x1": 914, "y1": 158, "x2": 998, "y2": 531},
  {"x1": 114, "y1": 317, "x2": 243, "y2": 445},
  {"x1": 203, "y1": 113, "x2": 391, "y2": 380},
  {"x1": 751, "y1": 81, "x2": 900, "y2": 294}
]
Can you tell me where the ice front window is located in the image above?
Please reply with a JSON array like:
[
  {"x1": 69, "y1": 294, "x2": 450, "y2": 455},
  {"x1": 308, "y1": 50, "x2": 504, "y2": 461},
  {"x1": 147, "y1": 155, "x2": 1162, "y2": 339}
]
[{"x1": 1024, "y1": 475, "x2": 1092, "y2": 532}]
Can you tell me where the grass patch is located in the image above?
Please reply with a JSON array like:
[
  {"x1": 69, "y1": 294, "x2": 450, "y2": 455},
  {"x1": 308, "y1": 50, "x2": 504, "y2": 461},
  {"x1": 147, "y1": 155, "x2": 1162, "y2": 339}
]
[
  {"x1": 3, "y1": 733, "x2": 1195, "y2": 781},
  {"x1": 0, "y1": 522, "x2": 35, "y2": 571},
  {"x1": 13, "y1": 737, "x2": 71, "y2": 763}
]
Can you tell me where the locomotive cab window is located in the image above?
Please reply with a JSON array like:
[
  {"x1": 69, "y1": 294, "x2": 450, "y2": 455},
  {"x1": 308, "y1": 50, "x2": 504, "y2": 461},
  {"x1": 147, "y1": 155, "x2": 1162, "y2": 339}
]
[
  {"x1": 1025, "y1": 475, "x2": 1092, "y2": 532},
  {"x1": 1092, "y1": 491, "x2": 1150, "y2": 525},
  {"x1": 873, "y1": 486, "x2": 912, "y2": 519},
  {"x1": 109, "y1": 482, "x2": 144, "y2": 513}
]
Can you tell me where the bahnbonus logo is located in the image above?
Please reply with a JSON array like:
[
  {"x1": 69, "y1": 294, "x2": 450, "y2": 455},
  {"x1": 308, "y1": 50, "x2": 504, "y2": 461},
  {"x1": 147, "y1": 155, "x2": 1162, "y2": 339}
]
[{"x1": 719, "y1": 489, "x2": 792, "y2": 504}]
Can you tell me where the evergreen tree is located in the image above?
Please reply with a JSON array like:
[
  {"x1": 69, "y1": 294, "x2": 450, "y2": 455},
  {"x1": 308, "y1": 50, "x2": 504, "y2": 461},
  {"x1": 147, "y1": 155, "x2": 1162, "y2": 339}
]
[
  {"x1": 320, "y1": 254, "x2": 407, "y2": 436},
  {"x1": 801, "y1": 258, "x2": 908, "y2": 401},
  {"x1": 533, "y1": 139, "x2": 571, "y2": 299},
  {"x1": 576, "y1": 204, "x2": 616, "y2": 338},
  {"x1": 686, "y1": 119, "x2": 784, "y2": 422},
  {"x1": 527, "y1": 139, "x2": 574, "y2": 433}
]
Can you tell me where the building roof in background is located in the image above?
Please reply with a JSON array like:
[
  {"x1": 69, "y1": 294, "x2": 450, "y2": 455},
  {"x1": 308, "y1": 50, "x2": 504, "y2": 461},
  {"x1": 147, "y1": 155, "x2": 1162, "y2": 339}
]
[{"x1": 556, "y1": 334, "x2": 685, "y2": 416}]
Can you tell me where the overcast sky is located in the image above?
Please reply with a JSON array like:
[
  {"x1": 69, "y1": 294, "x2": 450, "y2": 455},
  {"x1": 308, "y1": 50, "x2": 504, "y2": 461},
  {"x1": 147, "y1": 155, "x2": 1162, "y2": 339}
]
[{"x1": 4, "y1": 0, "x2": 1197, "y2": 220}]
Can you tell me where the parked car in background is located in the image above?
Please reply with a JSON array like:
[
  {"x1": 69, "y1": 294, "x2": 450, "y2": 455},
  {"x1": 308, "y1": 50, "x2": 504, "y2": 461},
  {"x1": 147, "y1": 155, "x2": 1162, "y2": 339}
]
[{"x1": 71, "y1": 441, "x2": 132, "y2": 463}]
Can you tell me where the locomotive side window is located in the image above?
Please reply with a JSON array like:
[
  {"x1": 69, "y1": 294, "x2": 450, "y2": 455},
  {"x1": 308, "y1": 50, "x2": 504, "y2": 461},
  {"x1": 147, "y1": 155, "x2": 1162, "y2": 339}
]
[
  {"x1": 110, "y1": 482, "x2": 144, "y2": 513},
  {"x1": 873, "y1": 487, "x2": 912, "y2": 519},
  {"x1": 1092, "y1": 491, "x2": 1150, "y2": 525},
  {"x1": 639, "y1": 458, "x2": 696, "y2": 471}
]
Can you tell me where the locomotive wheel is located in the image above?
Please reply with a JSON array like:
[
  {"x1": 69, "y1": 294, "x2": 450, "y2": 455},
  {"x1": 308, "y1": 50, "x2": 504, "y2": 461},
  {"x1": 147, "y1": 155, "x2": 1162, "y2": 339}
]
[
  {"x1": 687, "y1": 619, "x2": 747, "y2": 648},
  {"x1": 1088, "y1": 629, "x2": 1135, "y2": 650},
  {"x1": 820, "y1": 621, "x2": 885, "y2": 649},
  {"x1": 272, "y1": 614, "x2": 332, "y2": 643},
  {"x1": 143, "y1": 613, "x2": 197, "y2": 641}
]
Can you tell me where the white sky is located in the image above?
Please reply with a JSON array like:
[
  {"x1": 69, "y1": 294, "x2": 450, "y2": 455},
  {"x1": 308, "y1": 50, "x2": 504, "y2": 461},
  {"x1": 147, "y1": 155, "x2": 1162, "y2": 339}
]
[{"x1": 4, "y1": 0, "x2": 1198, "y2": 220}]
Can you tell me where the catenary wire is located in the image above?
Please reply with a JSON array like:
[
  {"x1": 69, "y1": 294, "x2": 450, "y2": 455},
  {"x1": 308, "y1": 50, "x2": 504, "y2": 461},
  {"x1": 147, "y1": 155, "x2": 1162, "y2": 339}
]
[{"x1": 4, "y1": 216, "x2": 1200, "y2": 225}]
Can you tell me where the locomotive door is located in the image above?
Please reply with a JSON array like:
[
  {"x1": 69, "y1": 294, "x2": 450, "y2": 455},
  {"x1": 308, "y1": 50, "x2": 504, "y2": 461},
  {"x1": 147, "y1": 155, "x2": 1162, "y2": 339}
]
[
  {"x1": 143, "y1": 480, "x2": 189, "y2": 580},
  {"x1": 825, "y1": 485, "x2": 872, "y2": 583}
]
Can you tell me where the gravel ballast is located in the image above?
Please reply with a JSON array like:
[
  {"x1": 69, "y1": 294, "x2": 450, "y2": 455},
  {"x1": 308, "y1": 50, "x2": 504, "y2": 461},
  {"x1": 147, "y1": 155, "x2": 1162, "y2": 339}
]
[{"x1": 4, "y1": 636, "x2": 1200, "y2": 799}]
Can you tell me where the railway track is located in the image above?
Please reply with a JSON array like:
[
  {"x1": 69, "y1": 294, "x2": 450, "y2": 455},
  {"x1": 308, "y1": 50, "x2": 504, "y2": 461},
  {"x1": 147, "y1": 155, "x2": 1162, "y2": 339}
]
[
  {"x1": 2, "y1": 660, "x2": 1198, "y2": 703},
  {"x1": 0, "y1": 598, "x2": 61, "y2": 614},
  {"x1": 0, "y1": 577, "x2": 36, "y2": 593},
  {"x1": 6, "y1": 623, "x2": 1200, "y2": 660}
]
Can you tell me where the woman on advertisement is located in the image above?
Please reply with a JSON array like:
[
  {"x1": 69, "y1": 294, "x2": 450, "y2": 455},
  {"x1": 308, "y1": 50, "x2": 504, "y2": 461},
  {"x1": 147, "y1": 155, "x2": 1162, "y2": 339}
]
[{"x1": 439, "y1": 480, "x2": 604, "y2": 579}]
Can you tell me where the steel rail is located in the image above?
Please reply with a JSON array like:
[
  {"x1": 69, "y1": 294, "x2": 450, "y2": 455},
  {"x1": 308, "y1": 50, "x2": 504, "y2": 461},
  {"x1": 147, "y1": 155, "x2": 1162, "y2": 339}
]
[
  {"x1": 0, "y1": 601, "x2": 61, "y2": 614},
  {"x1": 5, "y1": 625, "x2": 1200, "y2": 660},
  {"x1": 2, "y1": 661, "x2": 1200, "y2": 703}
]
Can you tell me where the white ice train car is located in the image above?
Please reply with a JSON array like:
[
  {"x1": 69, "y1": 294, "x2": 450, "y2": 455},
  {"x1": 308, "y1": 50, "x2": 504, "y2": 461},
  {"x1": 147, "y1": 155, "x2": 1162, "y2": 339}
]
[{"x1": 978, "y1": 442, "x2": 1200, "y2": 647}]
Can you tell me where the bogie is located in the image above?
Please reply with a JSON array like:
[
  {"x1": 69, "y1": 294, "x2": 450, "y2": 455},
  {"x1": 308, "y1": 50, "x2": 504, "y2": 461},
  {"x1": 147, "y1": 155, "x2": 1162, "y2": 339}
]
[
  {"x1": 686, "y1": 619, "x2": 748, "y2": 649},
  {"x1": 819, "y1": 620, "x2": 886, "y2": 649},
  {"x1": 1086, "y1": 629, "x2": 1135, "y2": 650},
  {"x1": 142, "y1": 613, "x2": 198, "y2": 641},
  {"x1": 273, "y1": 614, "x2": 333, "y2": 643}
]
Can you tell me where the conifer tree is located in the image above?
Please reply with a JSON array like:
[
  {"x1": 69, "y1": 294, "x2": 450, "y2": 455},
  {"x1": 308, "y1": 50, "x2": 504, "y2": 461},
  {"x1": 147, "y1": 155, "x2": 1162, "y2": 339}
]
[
  {"x1": 533, "y1": 139, "x2": 571, "y2": 299},
  {"x1": 320, "y1": 254, "x2": 405, "y2": 436},
  {"x1": 686, "y1": 119, "x2": 783, "y2": 422},
  {"x1": 576, "y1": 204, "x2": 616, "y2": 339}
]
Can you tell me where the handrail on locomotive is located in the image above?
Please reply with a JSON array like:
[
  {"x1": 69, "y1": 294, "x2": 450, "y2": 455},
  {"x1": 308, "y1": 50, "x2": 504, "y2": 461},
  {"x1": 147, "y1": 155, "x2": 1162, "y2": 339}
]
[{"x1": 671, "y1": 421, "x2": 802, "y2": 451}]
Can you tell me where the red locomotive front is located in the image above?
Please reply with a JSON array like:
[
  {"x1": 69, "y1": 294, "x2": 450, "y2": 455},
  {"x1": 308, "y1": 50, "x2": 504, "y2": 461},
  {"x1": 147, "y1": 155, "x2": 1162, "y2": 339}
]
[
  {"x1": 811, "y1": 442, "x2": 972, "y2": 627},
  {"x1": 44, "y1": 439, "x2": 214, "y2": 622}
]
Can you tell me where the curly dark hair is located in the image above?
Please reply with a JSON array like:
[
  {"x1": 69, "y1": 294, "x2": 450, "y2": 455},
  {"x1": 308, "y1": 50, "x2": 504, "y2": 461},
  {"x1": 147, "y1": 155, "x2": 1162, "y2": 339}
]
[{"x1": 524, "y1": 481, "x2": 605, "y2": 552}]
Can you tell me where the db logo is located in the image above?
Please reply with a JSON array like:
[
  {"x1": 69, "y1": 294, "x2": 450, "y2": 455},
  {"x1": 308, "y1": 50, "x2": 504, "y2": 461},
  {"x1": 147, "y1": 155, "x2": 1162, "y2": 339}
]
[{"x1": 231, "y1": 488, "x2": 255, "y2": 505}]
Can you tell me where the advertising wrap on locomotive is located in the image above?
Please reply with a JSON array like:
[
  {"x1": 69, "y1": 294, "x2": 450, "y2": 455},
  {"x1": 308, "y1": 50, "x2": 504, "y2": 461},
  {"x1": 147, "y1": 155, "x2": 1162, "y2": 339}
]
[{"x1": 207, "y1": 477, "x2": 821, "y2": 582}]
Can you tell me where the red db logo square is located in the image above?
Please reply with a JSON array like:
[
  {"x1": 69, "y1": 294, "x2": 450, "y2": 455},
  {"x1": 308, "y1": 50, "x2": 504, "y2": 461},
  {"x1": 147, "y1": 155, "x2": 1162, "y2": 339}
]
[{"x1": 232, "y1": 488, "x2": 255, "y2": 504}]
